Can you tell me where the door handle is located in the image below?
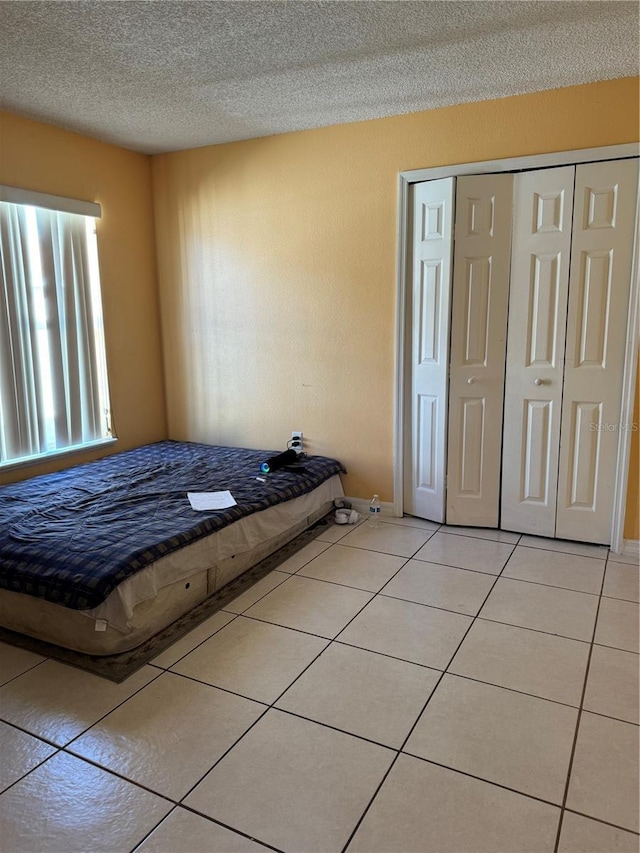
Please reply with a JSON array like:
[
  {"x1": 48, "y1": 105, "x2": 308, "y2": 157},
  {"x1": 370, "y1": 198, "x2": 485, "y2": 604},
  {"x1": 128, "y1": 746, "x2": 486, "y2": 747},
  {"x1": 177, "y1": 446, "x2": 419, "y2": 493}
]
[
  {"x1": 467, "y1": 376, "x2": 477, "y2": 384},
  {"x1": 533, "y1": 378, "x2": 548, "y2": 386}
]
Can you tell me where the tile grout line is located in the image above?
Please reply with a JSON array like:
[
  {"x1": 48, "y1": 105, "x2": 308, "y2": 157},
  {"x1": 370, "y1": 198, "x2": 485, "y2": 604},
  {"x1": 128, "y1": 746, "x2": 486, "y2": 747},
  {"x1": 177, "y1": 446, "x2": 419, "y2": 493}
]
[
  {"x1": 562, "y1": 807, "x2": 640, "y2": 837},
  {"x1": 2, "y1": 523, "x2": 634, "y2": 850},
  {"x1": 127, "y1": 804, "x2": 181, "y2": 853},
  {"x1": 152, "y1": 524, "x2": 627, "y2": 850},
  {"x1": 0, "y1": 655, "x2": 48, "y2": 690},
  {"x1": 552, "y1": 564, "x2": 609, "y2": 853},
  {"x1": 0, "y1": 665, "x2": 168, "y2": 795},
  {"x1": 2, "y1": 527, "x2": 411, "y2": 819},
  {"x1": 128, "y1": 801, "x2": 286, "y2": 853},
  {"x1": 163, "y1": 526, "x2": 431, "y2": 850},
  {"x1": 151, "y1": 642, "x2": 640, "y2": 731},
  {"x1": 62, "y1": 667, "x2": 167, "y2": 749},
  {"x1": 161, "y1": 532, "x2": 385, "y2": 841},
  {"x1": 0, "y1": 720, "x2": 63, "y2": 798},
  {"x1": 149, "y1": 611, "x2": 242, "y2": 671},
  {"x1": 339, "y1": 531, "x2": 523, "y2": 852}
]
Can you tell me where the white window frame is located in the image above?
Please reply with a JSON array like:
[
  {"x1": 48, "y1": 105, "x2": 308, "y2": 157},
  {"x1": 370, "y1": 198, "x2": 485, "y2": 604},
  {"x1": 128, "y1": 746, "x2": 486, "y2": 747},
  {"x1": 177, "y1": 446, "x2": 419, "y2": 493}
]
[{"x1": 0, "y1": 185, "x2": 116, "y2": 470}]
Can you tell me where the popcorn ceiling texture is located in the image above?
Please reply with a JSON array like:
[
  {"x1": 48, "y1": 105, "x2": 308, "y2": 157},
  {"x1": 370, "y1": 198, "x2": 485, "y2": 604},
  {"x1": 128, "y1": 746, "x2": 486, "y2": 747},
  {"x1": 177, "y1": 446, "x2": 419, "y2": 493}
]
[{"x1": 0, "y1": 0, "x2": 638, "y2": 153}]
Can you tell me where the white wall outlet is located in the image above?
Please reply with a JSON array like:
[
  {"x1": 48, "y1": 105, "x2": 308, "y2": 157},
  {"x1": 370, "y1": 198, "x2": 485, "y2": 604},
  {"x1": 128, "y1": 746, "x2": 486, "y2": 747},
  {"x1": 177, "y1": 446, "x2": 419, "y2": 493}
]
[{"x1": 291, "y1": 431, "x2": 303, "y2": 453}]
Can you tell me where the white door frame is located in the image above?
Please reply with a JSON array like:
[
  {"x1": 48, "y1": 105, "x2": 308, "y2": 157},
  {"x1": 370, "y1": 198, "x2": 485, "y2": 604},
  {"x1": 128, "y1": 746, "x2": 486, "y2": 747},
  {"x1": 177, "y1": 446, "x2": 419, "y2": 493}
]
[{"x1": 393, "y1": 143, "x2": 640, "y2": 551}]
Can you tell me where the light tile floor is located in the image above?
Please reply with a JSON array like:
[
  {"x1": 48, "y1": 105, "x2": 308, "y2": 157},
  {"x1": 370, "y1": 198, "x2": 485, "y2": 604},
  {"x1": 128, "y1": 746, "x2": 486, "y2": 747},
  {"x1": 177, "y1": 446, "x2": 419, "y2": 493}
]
[{"x1": 0, "y1": 517, "x2": 638, "y2": 852}]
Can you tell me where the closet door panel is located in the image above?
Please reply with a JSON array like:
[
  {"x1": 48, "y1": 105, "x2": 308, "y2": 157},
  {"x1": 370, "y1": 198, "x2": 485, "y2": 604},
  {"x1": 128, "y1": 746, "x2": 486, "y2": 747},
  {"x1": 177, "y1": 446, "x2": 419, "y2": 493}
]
[
  {"x1": 446, "y1": 174, "x2": 513, "y2": 526},
  {"x1": 501, "y1": 166, "x2": 575, "y2": 536},
  {"x1": 405, "y1": 178, "x2": 455, "y2": 522},
  {"x1": 556, "y1": 158, "x2": 639, "y2": 543}
]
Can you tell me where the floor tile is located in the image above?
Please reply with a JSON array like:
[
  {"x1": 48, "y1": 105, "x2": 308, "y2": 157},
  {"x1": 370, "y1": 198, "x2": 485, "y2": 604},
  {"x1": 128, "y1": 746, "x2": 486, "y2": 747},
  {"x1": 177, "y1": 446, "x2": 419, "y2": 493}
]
[
  {"x1": 404, "y1": 674, "x2": 577, "y2": 804},
  {"x1": 595, "y1": 596, "x2": 639, "y2": 653},
  {"x1": 440, "y1": 525, "x2": 521, "y2": 544},
  {"x1": 583, "y1": 645, "x2": 640, "y2": 724},
  {"x1": 380, "y1": 515, "x2": 441, "y2": 531},
  {"x1": 413, "y1": 532, "x2": 514, "y2": 575},
  {"x1": 223, "y1": 570, "x2": 290, "y2": 614},
  {"x1": 504, "y1": 547, "x2": 605, "y2": 594},
  {"x1": 558, "y1": 811, "x2": 640, "y2": 852},
  {"x1": 185, "y1": 709, "x2": 394, "y2": 853},
  {"x1": 567, "y1": 711, "x2": 639, "y2": 832},
  {"x1": 338, "y1": 521, "x2": 434, "y2": 557},
  {"x1": 0, "y1": 751, "x2": 171, "y2": 853},
  {"x1": 0, "y1": 642, "x2": 45, "y2": 687},
  {"x1": 603, "y1": 561, "x2": 640, "y2": 603},
  {"x1": 172, "y1": 616, "x2": 327, "y2": 704},
  {"x1": 338, "y1": 595, "x2": 472, "y2": 669},
  {"x1": 348, "y1": 753, "x2": 560, "y2": 853},
  {"x1": 0, "y1": 661, "x2": 158, "y2": 746},
  {"x1": 150, "y1": 610, "x2": 236, "y2": 669},
  {"x1": 315, "y1": 520, "x2": 361, "y2": 543},
  {"x1": 479, "y1": 577, "x2": 598, "y2": 641},
  {"x1": 0, "y1": 721, "x2": 57, "y2": 793},
  {"x1": 607, "y1": 549, "x2": 639, "y2": 566},
  {"x1": 276, "y1": 642, "x2": 440, "y2": 748},
  {"x1": 297, "y1": 544, "x2": 406, "y2": 592},
  {"x1": 381, "y1": 559, "x2": 496, "y2": 616},
  {"x1": 519, "y1": 535, "x2": 609, "y2": 559},
  {"x1": 243, "y1": 574, "x2": 373, "y2": 639},
  {"x1": 449, "y1": 619, "x2": 590, "y2": 706},
  {"x1": 69, "y1": 672, "x2": 264, "y2": 801},
  {"x1": 275, "y1": 539, "x2": 332, "y2": 572},
  {"x1": 137, "y1": 807, "x2": 268, "y2": 852}
]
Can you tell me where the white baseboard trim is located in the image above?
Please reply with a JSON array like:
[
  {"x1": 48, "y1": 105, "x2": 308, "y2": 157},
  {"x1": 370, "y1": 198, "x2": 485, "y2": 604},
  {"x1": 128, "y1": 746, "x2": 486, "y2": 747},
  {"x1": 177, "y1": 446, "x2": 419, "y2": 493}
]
[{"x1": 620, "y1": 539, "x2": 640, "y2": 561}]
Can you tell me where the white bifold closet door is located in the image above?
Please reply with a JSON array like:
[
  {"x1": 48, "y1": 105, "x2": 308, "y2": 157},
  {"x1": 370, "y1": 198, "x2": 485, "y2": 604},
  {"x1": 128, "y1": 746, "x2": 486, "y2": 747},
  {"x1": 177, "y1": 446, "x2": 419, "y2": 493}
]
[
  {"x1": 502, "y1": 158, "x2": 638, "y2": 542},
  {"x1": 446, "y1": 174, "x2": 513, "y2": 526},
  {"x1": 404, "y1": 177, "x2": 455, "y2": 522},
  {"x1": 555, "y1": 158, "x2": 639, "y2": 543},
  {"x1": 501, "y1": 166, "x2": 575, "y2": 537}
]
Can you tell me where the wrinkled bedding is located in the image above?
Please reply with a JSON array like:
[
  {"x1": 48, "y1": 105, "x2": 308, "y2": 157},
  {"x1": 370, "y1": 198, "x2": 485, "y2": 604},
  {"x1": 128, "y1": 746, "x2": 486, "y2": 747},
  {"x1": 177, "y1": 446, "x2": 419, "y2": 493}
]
[{"x1": 0, "y1": 441, "x2": 345, "y2": 610}]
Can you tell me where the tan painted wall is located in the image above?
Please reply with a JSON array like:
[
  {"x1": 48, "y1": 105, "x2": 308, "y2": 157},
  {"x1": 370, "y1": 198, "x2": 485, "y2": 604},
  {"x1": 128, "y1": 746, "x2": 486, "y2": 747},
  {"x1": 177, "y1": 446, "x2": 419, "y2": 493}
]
[
  {"x1": 625, "y1": 370, "x2": 640, "y2": 541},
  {"x1": 153, "y1": 77, "x2": 640, "y2": 535},
  {"x1": 0, "y1": 111, "x2": 167, "y2": 485}
]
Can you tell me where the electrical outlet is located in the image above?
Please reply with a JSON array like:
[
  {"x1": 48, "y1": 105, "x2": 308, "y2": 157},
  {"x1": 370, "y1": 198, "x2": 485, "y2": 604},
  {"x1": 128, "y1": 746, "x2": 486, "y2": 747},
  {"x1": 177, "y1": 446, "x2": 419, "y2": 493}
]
[{"x1": 291, "y1": 431, "x2": 303, "y2": 454}]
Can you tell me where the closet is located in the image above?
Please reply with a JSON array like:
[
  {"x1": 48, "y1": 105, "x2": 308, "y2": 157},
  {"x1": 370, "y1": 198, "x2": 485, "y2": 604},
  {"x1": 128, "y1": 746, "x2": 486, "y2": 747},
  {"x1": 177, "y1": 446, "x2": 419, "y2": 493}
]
[{"x1": 404, "y1": 156, "x2": 639, "y2": 545}]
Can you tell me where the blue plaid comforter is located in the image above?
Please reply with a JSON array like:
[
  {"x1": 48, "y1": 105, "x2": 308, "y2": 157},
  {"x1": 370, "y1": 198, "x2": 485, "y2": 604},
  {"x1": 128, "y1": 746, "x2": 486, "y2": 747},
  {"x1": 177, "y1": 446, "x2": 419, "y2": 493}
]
[{"x1": 0, "y1": 441, "x2": 345, "y2": 610}]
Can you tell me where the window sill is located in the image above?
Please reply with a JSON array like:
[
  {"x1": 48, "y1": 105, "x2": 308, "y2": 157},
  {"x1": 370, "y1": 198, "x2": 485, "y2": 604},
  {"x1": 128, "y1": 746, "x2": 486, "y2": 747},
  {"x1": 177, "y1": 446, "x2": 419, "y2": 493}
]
[{"x1": 0, "y1": 437, "x2": 118, "y2": 474}]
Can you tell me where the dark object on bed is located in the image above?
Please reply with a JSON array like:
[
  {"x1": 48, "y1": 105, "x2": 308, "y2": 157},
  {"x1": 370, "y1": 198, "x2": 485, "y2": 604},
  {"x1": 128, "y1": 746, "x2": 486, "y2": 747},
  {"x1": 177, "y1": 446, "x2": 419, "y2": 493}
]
[
  {"x1": 260, "y1": 448, "x2": 299, "y2": 473},
  {"x1": 0, "y1": 440, "x2": 345, "y2": 612}
]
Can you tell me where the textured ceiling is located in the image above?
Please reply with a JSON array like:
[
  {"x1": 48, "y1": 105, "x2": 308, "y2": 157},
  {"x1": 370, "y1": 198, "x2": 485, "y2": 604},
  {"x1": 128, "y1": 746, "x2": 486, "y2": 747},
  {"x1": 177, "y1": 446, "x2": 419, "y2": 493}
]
[{"x1": 0, "y1": 1, "x2": 638, "y2": 154}]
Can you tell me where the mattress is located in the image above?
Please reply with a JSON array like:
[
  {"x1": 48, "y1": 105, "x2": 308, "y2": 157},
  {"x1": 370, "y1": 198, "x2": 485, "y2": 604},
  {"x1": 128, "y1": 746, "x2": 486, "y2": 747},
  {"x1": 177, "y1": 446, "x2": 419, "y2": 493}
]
[
  {"x1": 0, "y1": 476, "x2": 343, "y2": 655},
  {"x1": 0, "y1": 440, "x2": 346, "y2": 609},
  {"x1": 0, "y1": 441, "x2": 346, "y2": 655}
]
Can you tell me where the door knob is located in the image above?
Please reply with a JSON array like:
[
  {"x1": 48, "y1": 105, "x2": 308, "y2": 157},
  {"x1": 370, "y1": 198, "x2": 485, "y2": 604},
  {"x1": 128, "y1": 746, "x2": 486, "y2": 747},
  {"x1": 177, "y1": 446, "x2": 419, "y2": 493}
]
[
  {"x1": 467, "y1": 376, "x2": 477, "y2": 384},
  {"x1": 533, "y1": 378, "x2": 547, "y2": 386}
]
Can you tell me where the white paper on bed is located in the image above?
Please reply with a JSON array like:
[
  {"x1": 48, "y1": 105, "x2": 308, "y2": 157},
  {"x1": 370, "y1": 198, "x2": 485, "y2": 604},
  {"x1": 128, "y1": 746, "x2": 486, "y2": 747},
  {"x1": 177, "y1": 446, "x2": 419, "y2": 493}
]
[{"x1": 188, "y1": 490, "x2": 237, "y2": 510}]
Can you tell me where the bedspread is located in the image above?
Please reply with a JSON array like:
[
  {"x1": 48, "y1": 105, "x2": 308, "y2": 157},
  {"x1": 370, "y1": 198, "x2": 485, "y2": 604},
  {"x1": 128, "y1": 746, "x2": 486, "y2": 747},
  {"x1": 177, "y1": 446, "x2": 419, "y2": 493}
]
[{"x1": 0, "y1": 441, "x2": 345, "y2": 610}]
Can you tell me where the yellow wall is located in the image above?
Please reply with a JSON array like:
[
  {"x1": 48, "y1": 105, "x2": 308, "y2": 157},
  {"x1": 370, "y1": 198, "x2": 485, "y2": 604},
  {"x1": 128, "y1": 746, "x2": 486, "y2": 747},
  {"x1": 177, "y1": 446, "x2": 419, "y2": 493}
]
[
  {"x1": 153, "y1": 77, "x2": 640, "y2": 532},
  {"x1": 0, "y1": 111, "x2": 167, "y2": 485}
]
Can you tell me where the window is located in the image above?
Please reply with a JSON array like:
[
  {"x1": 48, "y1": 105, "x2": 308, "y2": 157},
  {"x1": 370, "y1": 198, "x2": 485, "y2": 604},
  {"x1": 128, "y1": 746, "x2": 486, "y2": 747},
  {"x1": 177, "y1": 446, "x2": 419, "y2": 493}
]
[{"x1": 0, "y1": 187, "x2": 113, "y2": 466}]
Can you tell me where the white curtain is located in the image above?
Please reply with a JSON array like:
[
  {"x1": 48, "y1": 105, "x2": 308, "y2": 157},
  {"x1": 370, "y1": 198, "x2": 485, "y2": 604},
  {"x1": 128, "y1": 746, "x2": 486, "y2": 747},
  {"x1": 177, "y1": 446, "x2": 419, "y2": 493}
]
[{"x1": 0, "y1": 201, "x2": 103, "y2": 462}]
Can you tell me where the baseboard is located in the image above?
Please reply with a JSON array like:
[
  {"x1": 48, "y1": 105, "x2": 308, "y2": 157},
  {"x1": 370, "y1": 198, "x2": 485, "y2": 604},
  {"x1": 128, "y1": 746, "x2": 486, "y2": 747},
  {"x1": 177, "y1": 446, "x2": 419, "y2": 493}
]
[
  {"x1": 344, "y1": 496, "x2": 396, "y2": 518},
  {"x1": 340, "y1": 508, "x2": 640, "y2": 556}
]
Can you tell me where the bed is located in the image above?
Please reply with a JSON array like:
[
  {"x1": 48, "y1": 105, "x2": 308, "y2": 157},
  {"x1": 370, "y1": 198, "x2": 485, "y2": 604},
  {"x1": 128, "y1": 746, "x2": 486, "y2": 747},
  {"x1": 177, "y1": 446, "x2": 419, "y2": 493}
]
[{"x1": 0, "y1": 440, "x2": 346, "y2": 655}]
